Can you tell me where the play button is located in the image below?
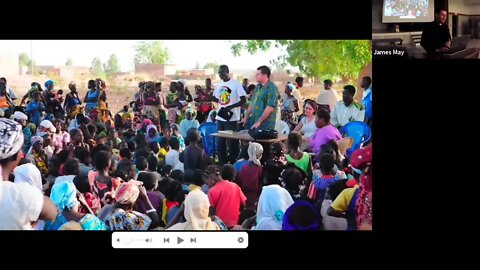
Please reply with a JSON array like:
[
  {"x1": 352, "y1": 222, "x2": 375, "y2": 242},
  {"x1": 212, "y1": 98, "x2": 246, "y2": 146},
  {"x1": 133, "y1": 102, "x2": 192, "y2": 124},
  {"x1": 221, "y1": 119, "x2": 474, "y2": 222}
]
[{"x1": 177, "y1": 237, "x2": 184, "y2": 244}]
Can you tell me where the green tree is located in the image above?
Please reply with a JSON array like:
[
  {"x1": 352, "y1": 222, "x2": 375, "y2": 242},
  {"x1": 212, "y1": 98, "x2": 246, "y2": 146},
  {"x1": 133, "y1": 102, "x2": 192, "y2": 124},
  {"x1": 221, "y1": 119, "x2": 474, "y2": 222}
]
[
  {"x1": 19, "y1": 53, "x2": 31, "y2": 66},
  {"x1": 231, "y1": 40, "x2": 372, "y2": 82},
  {"x1": 133, "y1": 41, "x2": 169, "y2": 64},
  {"x1": 91, "y1": 57, "x2": 105, "y2": 78},
  {"x1": 203, "y1": 62, "x2": 219, "y2": 72},
  {"x1": 65, "y1": 58, "x2": 73, "y2": 66},
  {"x1": 19, "y1": 53, "x2": 39, "y2": 74},
  {"x1": 104, "y1": 54, "x2": 120, "y2": 78}
]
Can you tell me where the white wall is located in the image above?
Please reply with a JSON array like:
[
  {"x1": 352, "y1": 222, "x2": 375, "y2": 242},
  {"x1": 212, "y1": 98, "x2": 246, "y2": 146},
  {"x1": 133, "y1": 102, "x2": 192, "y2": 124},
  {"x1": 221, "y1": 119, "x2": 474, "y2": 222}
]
[
  {"x1": 468, "y1": 5, "x2": 480, "y2": 14},
  {"x1": 450, "y1": 0, "x2": 473, "y2": 14}
]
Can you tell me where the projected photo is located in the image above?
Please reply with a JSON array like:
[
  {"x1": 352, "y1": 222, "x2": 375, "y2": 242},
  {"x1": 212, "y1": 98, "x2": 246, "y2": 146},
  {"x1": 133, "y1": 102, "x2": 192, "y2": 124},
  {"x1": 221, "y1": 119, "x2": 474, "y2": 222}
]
[
  {"x1": 383, "y1": 0, "x2": 433, "y2": 23},
  {"x1": 384, "y1": 0, "x2": 429, "y2": 17}
]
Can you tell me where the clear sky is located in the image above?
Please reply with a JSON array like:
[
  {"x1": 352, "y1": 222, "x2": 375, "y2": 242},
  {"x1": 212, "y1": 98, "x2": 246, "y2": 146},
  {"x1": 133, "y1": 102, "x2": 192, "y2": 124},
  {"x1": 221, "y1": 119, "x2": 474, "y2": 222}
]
[{"x1": 0, "y1": 40, "x2": 291, "y2": 72}]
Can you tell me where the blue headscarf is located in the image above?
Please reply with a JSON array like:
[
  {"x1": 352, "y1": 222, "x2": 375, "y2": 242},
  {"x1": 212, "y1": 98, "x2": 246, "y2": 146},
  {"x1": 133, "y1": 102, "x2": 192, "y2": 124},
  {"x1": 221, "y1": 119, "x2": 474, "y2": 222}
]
[
  {"x1": 50, "y1": 181, "x2": 78, "y2": 211},
  {"x1": 287, "y1": 83, "x2": 295, "y2": 92},
  {"x1": 45, "y1": 80, "x2": 54, "y2": 90}
]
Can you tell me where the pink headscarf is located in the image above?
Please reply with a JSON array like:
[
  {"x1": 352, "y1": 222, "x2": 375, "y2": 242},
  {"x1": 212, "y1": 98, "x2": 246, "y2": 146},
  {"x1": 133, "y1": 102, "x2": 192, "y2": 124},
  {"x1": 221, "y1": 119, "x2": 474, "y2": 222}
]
[{"x1": 114, "y1": 180, "x2": 142, "y2": 205}]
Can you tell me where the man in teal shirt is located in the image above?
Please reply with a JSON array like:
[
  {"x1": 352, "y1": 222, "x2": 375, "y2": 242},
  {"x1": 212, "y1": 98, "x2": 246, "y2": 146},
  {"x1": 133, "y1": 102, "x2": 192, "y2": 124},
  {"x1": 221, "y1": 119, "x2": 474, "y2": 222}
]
[{"x1": 241, "y1": 66, "x2": 278, "y2": 130}]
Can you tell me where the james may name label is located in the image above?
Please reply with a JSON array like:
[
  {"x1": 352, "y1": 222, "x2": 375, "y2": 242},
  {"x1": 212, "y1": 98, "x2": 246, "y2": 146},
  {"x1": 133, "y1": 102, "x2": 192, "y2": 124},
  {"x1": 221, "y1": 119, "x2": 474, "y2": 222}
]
[{"x1": 373, "y1": 49, "x2": 405, "y2": 56}]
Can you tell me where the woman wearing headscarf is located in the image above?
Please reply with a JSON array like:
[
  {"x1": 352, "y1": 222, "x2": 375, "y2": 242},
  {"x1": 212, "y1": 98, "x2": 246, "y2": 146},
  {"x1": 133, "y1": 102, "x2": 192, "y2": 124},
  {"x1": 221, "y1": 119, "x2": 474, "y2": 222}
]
[
  {"x1": 84, "y1": 80, "x2": 100, "y2": 115},
  {"x1": 281, "y1": 83, "x2": 299, "y2": 130},
  {"x1": 179, "y1": 107, "x2": 200, "y2": 139},
  {"x1": 254, "y1": 184, "x2": 294, "y2": 230},
  {"x1": 351, "y1": 144, "x2": 372, "y2": 230},
  {"x1": 26, "y1": 136, "x2": 49, "y2": 176},
  {"x1": 42, "y1": 80, "x2": 63, "y2": 119},
  {"x1": 205, "y1": 110, "x2": 217, "y2": 123},
  {"x1": 141, "y1": 81, "x2": 161, "y2": 124},
  {"x1": 14, "y1": 163, "x2": 43, "y2": 192},
  {"x1": 167, "y1": 189, "x2": 220, "y2": 230},
  {"x1": 282, "y1": 200, "x2": 321, "y2": 231},
  {"x1": 170, "y1": 123, "x2": 185, "y2": 151},
  {"x1": 146, "y1": 124, "x2": 162, "y2": 144},
  {"x1": 97, "y1": 79, "x2": 110, "y2": 123},
  {"x1": 105, "y1": 181, "x2": 160, "y2": 230},
  {"x1": 12, "y1": 111, "x2": 32, "y2": 154},
  {"x1": 24, "y1": 91, "x2": 45, "y2": 127},
  {"x1": 238, "y1": 142, "x2": 264, "y2": 209},
  {"x1": 44, "y1": 180, "x2": 107, "y2": 230},
  {"x1": 64, "y1": 81, "x2": 83, "y2": 120}
]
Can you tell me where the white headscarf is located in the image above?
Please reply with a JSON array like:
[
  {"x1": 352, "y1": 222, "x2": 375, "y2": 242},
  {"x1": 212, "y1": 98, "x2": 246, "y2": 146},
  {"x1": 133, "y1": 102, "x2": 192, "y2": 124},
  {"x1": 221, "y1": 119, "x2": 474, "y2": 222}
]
[
  {"x1": 255, "y1": 185, "x2": 294, "y2": 230},
  {"x1": 167, "y1": 189, "x2": 220, "y2": 230},
  {"x1": 206, "y1": 110, "x2": 217, "y2": 122},
  {"x1": 165, "y1": 149, "x2": 184, "y2": 171},
  {"x1": 248, "y1": 142, "x2": 263, "y2": 166},
  {"x1": 0, "y1": 118, "x2": 24, "y2": 161},
  {"x1": 286, "y1": 83, "x2": 296, "y2": 92},
  {"x1": 14, "y1": 163, "x2": 43, "y2": 192},
  {"x1": 38, "y1": 120, "x2": 56, "y2": 133},
  {"x1": 12, "y1": 111, "x2": 28, "y2": 121}
]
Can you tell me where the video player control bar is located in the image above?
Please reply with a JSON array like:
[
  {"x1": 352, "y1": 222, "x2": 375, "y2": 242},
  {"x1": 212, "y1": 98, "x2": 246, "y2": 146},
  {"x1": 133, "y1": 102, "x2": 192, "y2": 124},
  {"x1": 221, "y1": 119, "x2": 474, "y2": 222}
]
[{"x1": 112, "y1": 232, "x2": 248, "y2": 249}]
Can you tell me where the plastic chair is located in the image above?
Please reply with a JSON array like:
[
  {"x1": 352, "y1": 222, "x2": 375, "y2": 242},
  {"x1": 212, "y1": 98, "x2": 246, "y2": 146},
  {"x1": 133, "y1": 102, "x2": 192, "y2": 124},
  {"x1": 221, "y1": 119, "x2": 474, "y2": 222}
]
[
  {"x1": 198, "y1": 122, "x2": 218, "y2": 157},
  {"x1": 339, "y1": 121, "x2": 371, "y2": 157},
  {"x1": 275, "y1": 120, "x2": 290, "y2": 135}
]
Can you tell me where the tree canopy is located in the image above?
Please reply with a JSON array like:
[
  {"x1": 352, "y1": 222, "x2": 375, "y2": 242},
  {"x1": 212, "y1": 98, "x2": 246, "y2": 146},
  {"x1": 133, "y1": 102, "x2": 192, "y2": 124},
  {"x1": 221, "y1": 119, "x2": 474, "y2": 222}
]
[{"x1": 231, "y1": 40, "x2": 372, "y2": 81}]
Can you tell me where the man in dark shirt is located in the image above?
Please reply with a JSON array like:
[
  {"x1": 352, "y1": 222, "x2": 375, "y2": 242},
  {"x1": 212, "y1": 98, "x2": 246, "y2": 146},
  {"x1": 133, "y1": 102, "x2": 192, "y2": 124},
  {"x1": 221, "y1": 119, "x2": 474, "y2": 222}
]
[{"x1": 421, "y1": 8, "x2": 451, "y2": 54}]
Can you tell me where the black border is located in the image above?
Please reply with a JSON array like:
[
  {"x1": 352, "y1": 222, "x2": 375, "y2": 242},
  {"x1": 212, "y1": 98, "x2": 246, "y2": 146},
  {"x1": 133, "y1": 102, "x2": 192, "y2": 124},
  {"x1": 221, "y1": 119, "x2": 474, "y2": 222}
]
[
  {"x1": 3, "y1": 2, "x2": 371, "y2": 40},
  {"x1": 373, "y1": 58, "x2": 477, "y2": 234}
]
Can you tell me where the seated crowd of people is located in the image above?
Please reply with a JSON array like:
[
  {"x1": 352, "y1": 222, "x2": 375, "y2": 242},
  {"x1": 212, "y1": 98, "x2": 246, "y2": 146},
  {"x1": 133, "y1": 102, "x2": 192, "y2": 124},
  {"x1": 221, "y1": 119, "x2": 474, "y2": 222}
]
[{"x1": 0, "y1": 69, "x2": 372, "y2": 231}]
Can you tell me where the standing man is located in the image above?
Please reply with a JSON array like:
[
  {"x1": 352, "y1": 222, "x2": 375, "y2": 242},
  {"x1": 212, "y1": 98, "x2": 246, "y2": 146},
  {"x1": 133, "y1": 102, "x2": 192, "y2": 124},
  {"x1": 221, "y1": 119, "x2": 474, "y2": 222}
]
[
  {"x1": 242, "y1": 78, "x2": 249, "y2": 92},
  {"x1": 213, "y1": 65, "x2": 247, "y2": 164},
  {"x1": 420, "y1": 8, "x2": 451, "y2": 55},
  {"x1": 241, "y1": 65, "x2": 278, "y2": 130},
  {"x1": 361, "y1": 76, "x2": 372, "y2": 126},
  {"x1": 316, "y1": 79, "x2": 339, "y2": 113}
]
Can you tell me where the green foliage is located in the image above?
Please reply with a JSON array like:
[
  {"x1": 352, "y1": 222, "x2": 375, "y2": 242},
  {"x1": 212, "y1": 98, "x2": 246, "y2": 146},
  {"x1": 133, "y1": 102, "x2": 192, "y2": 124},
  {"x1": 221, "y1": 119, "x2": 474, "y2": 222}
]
[
  {"x1": 133, "y1": 41, "x2": 169, "y2": 64},
  {"x1": 231, "y1": 40, "x2": 372, "y2": 80},
  {"x1": 91, "y1": 57, "x2": 106, "y2": 79},
  {"x1": 19, "y1": 53, "x2": 31, "y2": 66},
  {"x1": 65, "y1": 58, "x2": 73, "y2": 66},
  {"x1": 104, "y1": 54, "x2": 120, "y2": 78}
]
